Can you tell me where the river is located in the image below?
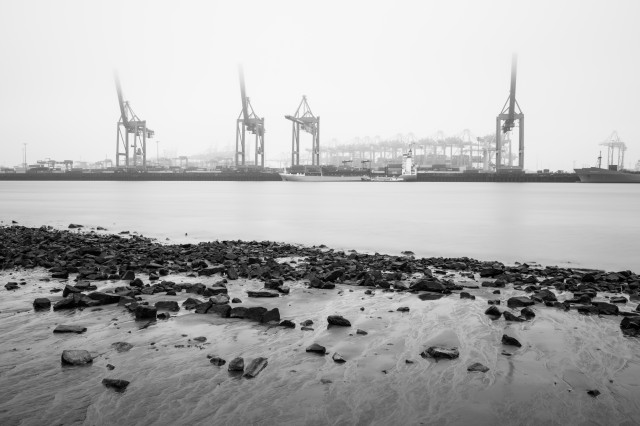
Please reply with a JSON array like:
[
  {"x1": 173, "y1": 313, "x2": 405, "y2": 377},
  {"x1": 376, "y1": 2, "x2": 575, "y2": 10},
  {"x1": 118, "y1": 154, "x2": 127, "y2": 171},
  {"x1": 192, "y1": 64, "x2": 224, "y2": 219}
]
[{"x1": 1, "y1": 181, "x2": 639, "y2": 273}]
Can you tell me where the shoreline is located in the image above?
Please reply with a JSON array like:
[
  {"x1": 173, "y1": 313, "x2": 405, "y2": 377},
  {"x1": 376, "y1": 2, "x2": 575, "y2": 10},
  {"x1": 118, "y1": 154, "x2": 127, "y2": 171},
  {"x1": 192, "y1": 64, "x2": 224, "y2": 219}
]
[{"x1": 2, "y1": 224, "x2": 640, "y2": 424}]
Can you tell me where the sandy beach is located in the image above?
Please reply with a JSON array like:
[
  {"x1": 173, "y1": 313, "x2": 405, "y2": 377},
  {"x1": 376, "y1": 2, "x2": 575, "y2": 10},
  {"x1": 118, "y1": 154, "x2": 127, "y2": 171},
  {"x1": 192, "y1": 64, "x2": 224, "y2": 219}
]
[{"x1": 1, "y1": 223, "x2": 640, "y2": 425}]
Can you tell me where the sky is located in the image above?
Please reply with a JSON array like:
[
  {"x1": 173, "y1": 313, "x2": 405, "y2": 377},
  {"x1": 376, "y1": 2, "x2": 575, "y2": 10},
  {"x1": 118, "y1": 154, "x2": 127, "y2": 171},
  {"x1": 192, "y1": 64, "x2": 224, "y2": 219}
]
[{"x1": 0, "y1": 0, "x2": 639, "y2": 171}]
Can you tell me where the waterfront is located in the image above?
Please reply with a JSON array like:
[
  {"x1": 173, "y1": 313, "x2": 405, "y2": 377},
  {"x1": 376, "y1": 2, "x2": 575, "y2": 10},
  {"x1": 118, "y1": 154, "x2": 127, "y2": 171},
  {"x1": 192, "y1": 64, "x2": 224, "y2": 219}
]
[{"x1": 1, "y1": 181, "x2": 639, "y2": 273}]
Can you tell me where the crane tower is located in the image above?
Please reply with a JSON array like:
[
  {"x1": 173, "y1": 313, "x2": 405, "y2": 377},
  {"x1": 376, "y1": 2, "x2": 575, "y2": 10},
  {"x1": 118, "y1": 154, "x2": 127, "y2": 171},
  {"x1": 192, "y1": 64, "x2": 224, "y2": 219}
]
[
  {"x1": 495, "y1": 54, "x2": 524, "y2": 170},
  {"x1": 114, "y1": 73, "x2": 154, "y2": 168},
  {"x1": 236, "y1": 66, "x2": 265, "y2": 168},
  {"x1": 285, "y1": 96, "x2": 320, "y2": 166}
]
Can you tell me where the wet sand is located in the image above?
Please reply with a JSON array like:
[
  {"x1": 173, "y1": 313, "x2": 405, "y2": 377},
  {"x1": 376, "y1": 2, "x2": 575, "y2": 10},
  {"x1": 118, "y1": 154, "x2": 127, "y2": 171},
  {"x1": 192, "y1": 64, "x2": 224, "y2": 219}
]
[{"x1": 1, "y1": 225, "x2": 640, "y2": 425}]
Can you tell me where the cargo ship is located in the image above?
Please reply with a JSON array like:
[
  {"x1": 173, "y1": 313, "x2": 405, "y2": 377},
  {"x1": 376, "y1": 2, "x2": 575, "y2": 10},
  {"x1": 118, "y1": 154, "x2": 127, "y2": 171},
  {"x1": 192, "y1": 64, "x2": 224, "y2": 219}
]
[{"x1": 574, "y1": 166, "x2": 640, "y2": 183}]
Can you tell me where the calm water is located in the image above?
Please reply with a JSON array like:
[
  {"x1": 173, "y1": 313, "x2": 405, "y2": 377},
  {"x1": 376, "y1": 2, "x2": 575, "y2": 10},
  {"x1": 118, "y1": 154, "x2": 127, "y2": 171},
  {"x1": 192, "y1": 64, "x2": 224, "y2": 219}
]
[{"x1": 1, "y1": 181, "x2": 638, "y2": 272}]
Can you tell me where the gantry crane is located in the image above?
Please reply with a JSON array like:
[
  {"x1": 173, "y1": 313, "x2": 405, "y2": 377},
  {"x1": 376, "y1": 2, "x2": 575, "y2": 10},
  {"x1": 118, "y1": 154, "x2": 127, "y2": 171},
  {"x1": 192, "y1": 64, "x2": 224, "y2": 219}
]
[
  {"x1": 285, "y1": 96, "x2": 320, "y2": 166},
  {"x1": 496, "y1": 54, "x2": 524, "y2": 169},
  {"x1": 114, "y1": 72, "x2": 154, "y2": 168},
  {"x1": 236, "y1": 66, "x2": 265, "y2": 167},
  {"x1": 600, "y1": 131, "x2": 627, "y2": 170}
]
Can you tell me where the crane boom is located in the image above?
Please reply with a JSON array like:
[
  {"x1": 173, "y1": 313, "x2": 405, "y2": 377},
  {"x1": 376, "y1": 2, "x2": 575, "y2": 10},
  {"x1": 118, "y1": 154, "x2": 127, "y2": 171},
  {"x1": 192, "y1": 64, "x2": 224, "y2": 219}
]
[
  {"x1": 503, "y1": 54, "x2": 518, "y2": 132},
  {"x1": 114, "y1": 72, "x2": 129, "y2": 127},
  {"x1": 238, "y1": 65, "x2": 250, "y2": 123}
]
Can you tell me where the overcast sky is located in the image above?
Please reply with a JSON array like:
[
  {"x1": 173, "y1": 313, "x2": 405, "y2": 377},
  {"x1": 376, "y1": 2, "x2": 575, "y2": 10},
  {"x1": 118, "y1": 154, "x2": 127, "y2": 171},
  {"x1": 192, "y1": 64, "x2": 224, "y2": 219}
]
[{"x1": 0, "y1": 0, "x2": 638, "y2": 170}]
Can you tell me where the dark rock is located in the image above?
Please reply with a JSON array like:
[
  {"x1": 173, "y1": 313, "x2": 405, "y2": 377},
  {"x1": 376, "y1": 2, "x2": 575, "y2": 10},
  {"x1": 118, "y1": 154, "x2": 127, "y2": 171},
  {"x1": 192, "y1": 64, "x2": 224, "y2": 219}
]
[
  {"x1": 106, "y1": 364, "x2": 115, "y2": 370},
  {"x1": 102, "y1": 378, "x2": 130, "y2": 391},
  {"x1": 210, "y1": 294, "x2": 230, "y2": 305},
  {"x1": 209, "y1": 357, "x2": 226, "y2": 366},
  {"x1": 592, "y1": 302, "x2": 619, "y2": 315},
  {"x1": 332, "y1": 353, "x2": 346, "y2": 363},
  {"x1": 62, "y1": 284, "x2": 82, "y2": 297},
  {"x1": 122, "y1": 270, "x2": 135, "y2": 280},
  {"x1": 279, "y1": 320, "x2": 295, "y2": 328},
  {"x1": 134, "y1": 305, "x2": 157, "y2": 320},
  {"x1": 68, "y1": 224, "x2": 83, "y2": 229},
  {"x1": 397, "y1": 307, "x2": 410, "y2": 312},
  {"x1": 356, "y1": 329, "x2": 368, "y2": 335},
  {"x1": 306, "y1": 343, "x2": 327, "y2": 354},
  {"x1": 418, "y1": 293, "x2": 444, "y2": 301},
  {"x1": 53, "y1": 325, "x2": 87, "y2": 334},
  {"x1": 5, "y1": 282, "x2": 19, "y2": 290},
  {"x1": 247, "y1": 290, "x2": 279, "y2": 298},
  {"x1": 227, "y1": 267, "x2": 239, "y2": 280},
  {"x1": 231, "y1": 298, "x2": 242, "y2": 303},
  {"x1": 156, "y1": 312, "x2": 171, "y2": 320},
  {"x1": 182, "y1": 297, "x2": 203, "y2": 310},
  {"x1": 576, "y1": 304, "x2": 599, "y2": 315},
  {"x1": 33, "y1": 298, "x2": 51, "y2": 310},
  {"x1": 88, "y1": 292, "x2": 120, "y2": 305},
  {"x1": 536, "y1": 289, "x2": 557, "y2": 302},
  {"x1": 507, "y1": 296, "x2": 535, "y2": 308},
  {"x1": 228, "y1": 357, "x2": 244, "y2": 372},
  {"x1": 467, "y1": 362, "x2": 489, "y2": 373},
  {"x1": 487, "y1": 300, "x2": 500, "y2": 305},
  {"x1": 610, "y1": 296, "x2": 627, "y2": 304},
  {"x1": 503, "y1": 311, "x2": 525, "y2": 322},
  {"x1": 502, "y1": 334, "x2": 522, "y2": 347},
  {"x1": 300, "y1": 320, "x2": 313, "y2": 327},
  {"x1": 421, "y1": 346, "x2": 459, "y2": 360},
  {"x1": 327, "y1": 315, "x2": 351, "y2": 327},
  {"x1": 243, "y1": 357, "x2": 268, "y2": 378},
  {"x1": 620, "y1": 316, "x2": 640, "y2": 337},
  {"x1": 198, "y1": 265, "x2": 226, "y2": 276},
  {"x1": 208, "y1": 304, "x2": 231, "y2": 317},
  {"x1": 53, "y1": 297, "x2": 76, "y2": 311},
  {"x1": 479, "y1": 267, "x2": 503, "y2": 277},
  {"x1": 521, "y1": 307, "x2": 536, "y2": 319},
  {"x1": 130, "y1": 278, "x2": 144, "y2": 288},
  {"x1": 261, "y1": 308, "x2": 280, "y2": 324},
  {"x1": 460, "y1": 292, "x2": 475, "y2": 300},
  {"x1": 155, "y1": 301, "x2": 180, "y2": 312},
  {"x1": 587, "y1": 389, "x2": 601, "y2": 397},
  {"x1": 324, "y1": 269, "x2": 344, "y2": 282},
  {"x1": 61, "y1": 350, "x2": 92, "y2": 365},
  {"x1": 411, "y1": 279, "x2": 447, "y2": 293},
  {"x1": 485, "y1": 306, "x2": 502, "y2": 319}
]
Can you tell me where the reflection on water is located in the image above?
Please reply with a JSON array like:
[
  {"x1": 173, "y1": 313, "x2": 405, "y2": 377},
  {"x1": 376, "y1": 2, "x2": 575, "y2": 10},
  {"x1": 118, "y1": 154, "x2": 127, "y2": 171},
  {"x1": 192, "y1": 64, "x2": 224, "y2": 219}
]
[{"x1": 1, "y1": 181, "x2": 639, "y2": 272}]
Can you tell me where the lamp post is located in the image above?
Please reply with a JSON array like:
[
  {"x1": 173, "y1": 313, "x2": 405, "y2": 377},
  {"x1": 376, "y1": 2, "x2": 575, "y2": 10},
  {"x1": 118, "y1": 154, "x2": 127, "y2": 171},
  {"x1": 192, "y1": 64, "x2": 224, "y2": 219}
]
[{"x1": 22, "y1": 143, "x2": 27, "y2": 170}]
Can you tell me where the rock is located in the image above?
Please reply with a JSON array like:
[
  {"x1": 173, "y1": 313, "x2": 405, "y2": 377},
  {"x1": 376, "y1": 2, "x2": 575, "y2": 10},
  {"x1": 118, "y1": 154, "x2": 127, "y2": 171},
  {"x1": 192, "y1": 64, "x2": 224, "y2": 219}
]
[
  {"x1": 332, "y1": 353, "x2": 346, "y2": 363},
  {"x1": 592, "y1": 302, "x2": 619, "y2": 315},
  {"x1": 261, "y1": 308, "x2": 280, "y2": 324},
  {"x1": 356, "y1": 329, "x2": 368, "y2": 335},
  {"x1": 467, "y1": 362, "x2": 489, "y2": 373},
  {"x1": 122, "y1": 270, "x2": 135, "y2": 281},
  {"x1": 327, "y1": 315, "x2": 351, "y2": 327},
  {"x1": 421, "y1": 346, "x2": 460, "y2": 360},
  {"x1": 397, "y1": 307, "x2": 410, "y2": 312},
  {"x1": 112, "y1": 342, "x2": 133, "y2": 352},
  {"x1": 193, "y1": 336, "x2": 207, "y2": 342},
  {"x1": 210, "y1": 294, "x2": 230, "y2": 305},
  {"x1": 503, "y1": 311, "x2": 525, "y2": 322},
  {"x1": 227, "y1": 267, "x2": 239, "y2": 280},
  {"x1": 208, "y1": 304, "x2": 231, "y2": 317},
  {"x1": 134, "y1": 305, "x2": 157, "y2": 320},
  {"x1": 88, "y1": 292, "x2": 120, "y2": 305},
  {"x1": 507, "y1": 296, "x2": 535, "y2": 308},
  {"x1": 106, "y1": 364, "x2": 115, "y2": 370},
  {"x1": 487, "y1": 299, "x2": 500, "y2": 305},
  {"x1": 5, "y1": 282, "x2": 19, "y2": 290},
  {"x1": 418, "y1": 293, "x2": 444, "y2": 301},
  {"x1": 53, "y1": 325, "x2": 87, "y2": 334},
  {"x1": 33, "y1": 298, "x2": 51, "y2": 310},
  {"x1": 130, "y1": 278, "x2": 144, "y2": 288},
  {"x1": 587, "y1": 389, "x2": 601, "y2": 398},
  {"x1": 300, "y1": 320, "x2": 313, "y2": 327},
  {"x1": 610, "y1": 296, "x2": 627, "y2": 304},
  {"x1": 243, "y1": 357, "x2": 268, "y2": 378},
  {"x1": 156, "y1": 312, "x2": 171, "y2": 320},
  {"x1": 576, "y1": 304, "x2": 599, "y2": 315},
  {"x1": 479, "y1": 267, "x2": 503, "y2": 277},
  {"x1": 61, "y1": 350, "x2": 92, "y2": 365},
  {"x1": 460, "y1": 292, "x2": 475, "y2": 300},
  {"x1": 620, "y1": 316, "x2": 640, "y2": 337},
  {"x1": 306, "y1": 343, "x2": 327, "y2": 354},
  {"x1": 210, "y1": 357, "x2": 226, "y2": 366},
  {"x1": 231, "y1": 298, "x2": 242, "y2": 303},
  {"x1": 228, "y1": 357, "x2": 244, "y2": 372},
  {"x1": 279, "y1": 320, "x2": 295, "y2": 328},
  {"x1": 102, "y1": 378, "x2": 130, "y2": 392},
  {"x1": 62, "y1": 284, "x2": 82, "y2": 297},
  {"x1": 518, "y1": 307, "x2": 534, "y2": 319},
  {"x1": 246, "y1": 290, "x2": 279, "y2": 298},
  {"x1": 155, "y1": 301, "x2": 180, "y2": 312},
  {"x1": 53, "y1": 297, "x2": 76, "y2": 311},
  {"x1": 68, "y1": 224, "x2": 83, "y2": 229},
  {"x1": 484, "y1": 306, "x2": 502, "y2": 319},
  {"x1": 502, "y1": 334, "x2": 522, "y2": 347},
  {"x1": 536, "y1": 289, "x2": 557, "y2": 302},
  {"x1": 182, "y1": 298, "x2": 203, "y2": 310},
  {"x1": 411, "y1": 279, "x2": 447, "y2": 293}
]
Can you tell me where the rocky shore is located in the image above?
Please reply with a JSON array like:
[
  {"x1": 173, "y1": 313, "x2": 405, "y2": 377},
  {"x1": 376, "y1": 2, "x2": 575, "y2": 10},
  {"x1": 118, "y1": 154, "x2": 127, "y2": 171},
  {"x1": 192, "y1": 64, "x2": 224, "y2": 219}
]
[{"x1": 2, "y1": 223, "x2": 640, "y2": 423}]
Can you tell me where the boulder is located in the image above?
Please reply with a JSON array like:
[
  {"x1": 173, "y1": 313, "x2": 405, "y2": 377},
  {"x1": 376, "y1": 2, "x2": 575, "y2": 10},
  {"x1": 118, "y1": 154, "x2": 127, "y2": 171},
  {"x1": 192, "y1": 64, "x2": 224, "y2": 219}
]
[
  {"x1": 418, "y1": 293, "x2": 445, "y2": 301},
  {"x1": 61, "y1": 350, "x2": 92, "y2": 365},
  {"x1": 279, "y1": 320, "x2": 295, "y2": 328},
  {"x1": 592, "y1": 302, "x2": 619, "y2": 315},
  {"x1": 247, "y1": 290, "x2": 279, "y2": 298},
  {"x1": 610, "y1": 296, "x2": 627, "y2": 304},
  {"x1": 332, "y1": 353, "x2": 346, "y2": 363},
  {"x1": 327, "y1": 315, "x2": 351, "y2": 327},
  {"x1": 130, "y1": 278, "x2": 144, "y2": 288},
  {"x1": 484, "y1": 306, "x2": 502, "y2": 319},
  {"x1": 182, "y1": 298, "x2": 203, "y2": 310},
  {"x1": 155, "y1": 301, "x2": 180, "y2": 312},
  {"x1": 134, "y1": 305, "x2": 157, "y2": 320},
  {"x1": 53, "y1": 325, "x2": 87, "y2": 334},
  {"x1": 521, "y1": 307, "x2": 536, "y2": 319},
  {"x1": 502, "y1": 334, "x2": 522, "y2": 347},
  {"x1": 203, "y1": 286, "x2": 228, "y2": 297},
  {"x1": 5, "y1": 282, "x2": 19, "y2": 290},
  {"x1": 226, "y1": 267, "x2": 239, "y2": 280},
  {"x1": 507, "y1": 296, "x2": 534, "y2": 308},
  {"x1": 620, "y1": 316, "x2": 640, "y2": 337},
  {"x1": 88, "y1": 292, "x2": 120, "y2": 305},
  {"x1": 397, "y1": 307, "x2": 410, "y2": 312},
  {"x1": 208, "y1": 304, "x2": 231, "y2": 318},
  {"x1": 62, "y1": 284, "x2": 82, "y2": 297},
  {"x1": 112, "y1": 342, "x2": 133, "y2": 352},
  {"x1": 53, "y1": 297, "x2": 76, "y2": 311},
  {"x1": 228, "y1": 357, "x2": 245, "y2": 372},
  {"x1": 210, "y1": 294, "x2": 230, "y2": 305},
  {"x1": 460, "y1": 292, "x2": 475, "y2": 300},
  {"x1": 261, "y1": 308, "x2": 280, "y2": 324},
  {"x1": 306, "y1": 343, "x2": 327, "y2": 354},
  {"x1": 33, "y1": 298, "x2": 51, "y2": 310},
  {"x1": 243, "y1": 357, "x2": 268, "y2": 378},
  {"x1": 421, "y1": 346, "x2": 459, "y2": 360},
  {"x1": 122, "y1": 270, "x2": 135, "y2": 281},
  {"x1": 467, "y1": 362, "x2": 489, "y2": 373},
  {"x1": 209, "y1": 357, "x2": 226, "y2": 366},
  {"x1": 102, "y1": 378, "x2": 130, "y2": 392},
  {"x1": 503, "y1": 311, "x2": 525, "y2": 322},
  {"x1": 411, "y1": 279, "x2": 447, "y2": 293}
]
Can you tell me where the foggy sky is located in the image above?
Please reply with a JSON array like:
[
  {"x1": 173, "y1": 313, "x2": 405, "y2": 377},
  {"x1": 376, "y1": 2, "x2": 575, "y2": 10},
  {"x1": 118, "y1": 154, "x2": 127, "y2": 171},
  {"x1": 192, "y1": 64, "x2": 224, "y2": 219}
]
[{"x1": 0, "y1": 0, "x2": 639, "y2": 171}]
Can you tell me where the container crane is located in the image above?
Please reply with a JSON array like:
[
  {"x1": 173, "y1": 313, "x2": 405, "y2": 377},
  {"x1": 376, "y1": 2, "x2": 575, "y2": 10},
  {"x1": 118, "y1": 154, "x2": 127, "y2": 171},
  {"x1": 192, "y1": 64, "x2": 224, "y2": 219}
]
[
  {"x1": 235, "y1": 66, "x2": 265, "y2": 168},
  {"x1": 285, "y1": 96, "x2": 320, "y2": 166},
  {"x1": 495, "y1": 54, "x2": 524, "y2": 170},
  {"x1": 114, "y1": 72, "x2": 154, "y2": 168}
]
